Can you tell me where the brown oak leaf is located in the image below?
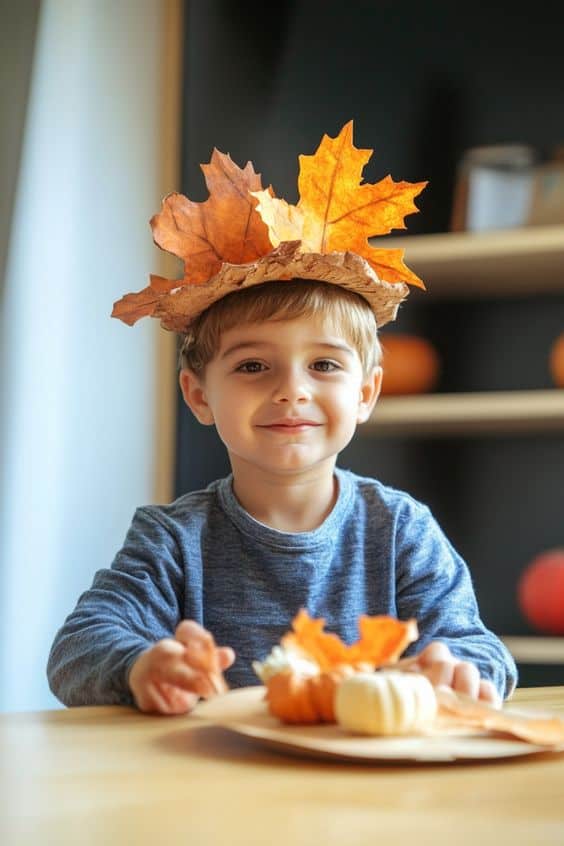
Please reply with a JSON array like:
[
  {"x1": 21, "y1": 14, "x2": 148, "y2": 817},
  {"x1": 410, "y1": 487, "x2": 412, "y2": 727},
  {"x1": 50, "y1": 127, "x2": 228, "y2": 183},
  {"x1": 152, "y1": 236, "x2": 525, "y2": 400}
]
[
  {"x1": 110, "y1": 274, "x2": 181, "y2": 326},
  {"x1": 112, "y1": 150, "x2": 274, "y2": 325},
  {"x1": 152, "y1": 151, "x2": 273, "y2": 283}
]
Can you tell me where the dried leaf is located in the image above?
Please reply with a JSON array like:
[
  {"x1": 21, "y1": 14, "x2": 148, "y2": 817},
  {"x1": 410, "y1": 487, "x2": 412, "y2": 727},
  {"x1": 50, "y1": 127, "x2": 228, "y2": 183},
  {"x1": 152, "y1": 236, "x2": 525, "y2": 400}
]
[
  {"x1": 250, "y1": 191, "x2": 304, "y2": 246},
  {"x1": 349, "y1": 615, "x2": 419, "y2": 665},
  {"x1": 110, "y1": 274, "x2": 181, "y2": 326},
  {"x1": 148, "y1": 242, "x2": 407, "y2": 333},
  {"x1": 281, "y1": 608, "x2": 418, "y2": 671},
  {"x1": 436, "y1": 686, "x2": 564, "y2": 747},
  {"x1": 152, "y1": 152, "x2": 273, "y2": 283},
  {"x1": 112, "y1": 151, "x2": 274, "y2": 326},
  {"x1": 112, "y1": 123, "x2": 427, "y2": 330},
  {"x1": 253, "y1": 121, "x2": 427, "y2": 288}
]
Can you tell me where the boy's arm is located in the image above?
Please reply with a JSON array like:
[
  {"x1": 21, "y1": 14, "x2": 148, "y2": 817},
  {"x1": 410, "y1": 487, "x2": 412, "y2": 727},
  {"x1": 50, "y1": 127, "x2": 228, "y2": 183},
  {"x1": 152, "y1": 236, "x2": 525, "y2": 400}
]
[
  {"x1": 394, "y1": 502, "x2": 518, "y2": 700},
  {"x1": 47, "y1": 507, "x2": 186, "y2": 707}
]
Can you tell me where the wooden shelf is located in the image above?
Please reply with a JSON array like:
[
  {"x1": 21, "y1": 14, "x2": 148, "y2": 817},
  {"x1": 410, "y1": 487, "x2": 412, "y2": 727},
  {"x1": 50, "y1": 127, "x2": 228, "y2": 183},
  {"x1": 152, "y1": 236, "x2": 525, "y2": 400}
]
[
  {"x1": 374, "y1": 224, "x2": 564, "y2": 298},
  {"x1": 501, "y1": 636, "x2": 564, "y2": 665},
  {"x1": 365, "y1": 390, "x2": 564, "y2": 436}
]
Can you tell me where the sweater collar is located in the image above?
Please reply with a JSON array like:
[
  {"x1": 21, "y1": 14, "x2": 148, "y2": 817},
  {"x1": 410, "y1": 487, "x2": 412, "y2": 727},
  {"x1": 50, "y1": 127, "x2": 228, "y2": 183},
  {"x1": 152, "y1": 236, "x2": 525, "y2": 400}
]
[{"x1": 216, "y1": 466, "x2": 355, "y2": 551}]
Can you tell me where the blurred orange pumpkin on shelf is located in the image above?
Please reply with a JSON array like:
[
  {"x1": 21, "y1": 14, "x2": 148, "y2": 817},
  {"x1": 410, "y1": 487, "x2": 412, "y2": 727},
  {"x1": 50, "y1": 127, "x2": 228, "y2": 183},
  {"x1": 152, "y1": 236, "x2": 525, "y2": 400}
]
[
  {"x1": 379, "y1": 333, "x2": 440, "y2": 396},
  {"x1": 549, "y1": 332, "x2": 564, "y2": 388}
]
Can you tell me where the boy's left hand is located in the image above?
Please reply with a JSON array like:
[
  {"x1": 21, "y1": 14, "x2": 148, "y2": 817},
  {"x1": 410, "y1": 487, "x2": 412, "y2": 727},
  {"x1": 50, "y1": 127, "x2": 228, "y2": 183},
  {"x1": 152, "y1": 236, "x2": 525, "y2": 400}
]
[{"x1": 394, "y1": 641, "x2": 501, "y2": 708}]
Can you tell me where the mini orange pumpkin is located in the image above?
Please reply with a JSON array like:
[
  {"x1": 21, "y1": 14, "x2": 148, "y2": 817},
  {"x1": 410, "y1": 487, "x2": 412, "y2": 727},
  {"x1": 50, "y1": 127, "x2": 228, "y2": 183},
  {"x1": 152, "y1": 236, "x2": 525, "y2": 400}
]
[
  {"x1": 264, "y1": 666, "x2": 355, "y2": 724},
  {"x1": 380, "y1": 333, "x2": 440, "y2": 395},
  {"x1": 261, "y1": 610, "x2": 419, "y2": 724},
  {"x1": 549, "y1": 332, "x2": 564, "y2": 388}
]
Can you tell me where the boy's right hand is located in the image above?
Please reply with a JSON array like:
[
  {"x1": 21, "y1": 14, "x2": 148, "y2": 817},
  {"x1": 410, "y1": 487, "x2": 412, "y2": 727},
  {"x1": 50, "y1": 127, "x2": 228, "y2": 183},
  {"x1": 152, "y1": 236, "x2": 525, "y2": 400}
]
[{"x1": 128, "y1": 621, "x2": 235, "y2": 715}]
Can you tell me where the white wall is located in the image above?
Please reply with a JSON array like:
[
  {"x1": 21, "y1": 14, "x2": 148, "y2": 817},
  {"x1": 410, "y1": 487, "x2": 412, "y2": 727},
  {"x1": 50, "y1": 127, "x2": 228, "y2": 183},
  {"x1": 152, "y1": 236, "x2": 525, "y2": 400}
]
[{"x1": 0, "y1": 0, "x2": 178, "y2": 711}]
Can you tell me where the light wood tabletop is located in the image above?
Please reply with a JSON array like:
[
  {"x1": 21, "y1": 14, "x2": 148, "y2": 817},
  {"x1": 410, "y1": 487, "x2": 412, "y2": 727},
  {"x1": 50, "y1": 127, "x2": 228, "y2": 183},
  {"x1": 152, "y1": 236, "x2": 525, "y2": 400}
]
[{"x1": 1, "y1": 686, "x2": 564, "y2": 846}]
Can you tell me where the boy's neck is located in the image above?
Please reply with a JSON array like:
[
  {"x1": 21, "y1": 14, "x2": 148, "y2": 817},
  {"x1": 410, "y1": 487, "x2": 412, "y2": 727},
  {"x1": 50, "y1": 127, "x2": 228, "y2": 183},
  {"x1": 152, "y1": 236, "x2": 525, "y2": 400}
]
[{"x1": 230, "y1": 461, "x2": 339, "y2": 533}]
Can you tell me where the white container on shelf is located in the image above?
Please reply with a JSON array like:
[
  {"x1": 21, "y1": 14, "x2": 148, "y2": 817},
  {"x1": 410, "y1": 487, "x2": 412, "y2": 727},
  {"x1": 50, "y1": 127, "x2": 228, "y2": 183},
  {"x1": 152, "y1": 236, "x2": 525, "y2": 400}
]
[{"x1": 452, "y1": 144, "x2": 537, "y2": 232}]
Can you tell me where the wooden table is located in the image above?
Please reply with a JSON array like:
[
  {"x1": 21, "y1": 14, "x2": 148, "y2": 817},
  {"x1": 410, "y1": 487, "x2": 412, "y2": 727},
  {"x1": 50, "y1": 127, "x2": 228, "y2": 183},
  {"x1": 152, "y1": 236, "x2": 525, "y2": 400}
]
[{"x1": 1, "y1": 687, "x2": 564, "y2": 845}]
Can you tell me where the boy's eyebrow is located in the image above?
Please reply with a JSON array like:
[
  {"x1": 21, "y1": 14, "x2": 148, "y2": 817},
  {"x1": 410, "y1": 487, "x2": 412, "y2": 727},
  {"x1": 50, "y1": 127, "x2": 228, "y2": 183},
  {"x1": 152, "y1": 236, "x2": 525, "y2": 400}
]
[{"x1": 220, "y1": 339, "x2": 355, "y2": 359}]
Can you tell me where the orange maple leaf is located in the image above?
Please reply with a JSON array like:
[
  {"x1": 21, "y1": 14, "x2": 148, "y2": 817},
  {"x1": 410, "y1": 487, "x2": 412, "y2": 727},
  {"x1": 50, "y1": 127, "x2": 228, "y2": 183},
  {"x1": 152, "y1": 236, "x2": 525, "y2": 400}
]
[
  {"x1": 253, "y1": 120, "x2": 427, "y2": 288},
  {"x1": 281, "y1": 608, "x2": 418, "y2": 671}
]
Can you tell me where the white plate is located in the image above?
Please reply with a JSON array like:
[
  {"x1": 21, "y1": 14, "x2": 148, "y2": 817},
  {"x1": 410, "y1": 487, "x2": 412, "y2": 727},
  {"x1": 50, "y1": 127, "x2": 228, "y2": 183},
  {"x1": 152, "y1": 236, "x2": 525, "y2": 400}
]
[{"x1": 193, "y1": 685, "x2": 563, "y2": 763}]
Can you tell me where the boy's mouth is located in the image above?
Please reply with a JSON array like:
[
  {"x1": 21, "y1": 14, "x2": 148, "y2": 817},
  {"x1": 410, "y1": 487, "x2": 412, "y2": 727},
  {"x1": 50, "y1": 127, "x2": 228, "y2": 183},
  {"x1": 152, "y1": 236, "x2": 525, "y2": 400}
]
[{"x1": 258, "y1": 418, "x2": 322, "y2": 431}]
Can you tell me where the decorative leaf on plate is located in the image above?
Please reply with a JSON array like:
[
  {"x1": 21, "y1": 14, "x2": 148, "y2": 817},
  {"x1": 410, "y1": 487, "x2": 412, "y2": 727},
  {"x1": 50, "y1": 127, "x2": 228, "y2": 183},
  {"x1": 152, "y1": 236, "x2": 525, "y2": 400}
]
[
  {"x1": 349, "y1": 615, "x2": 419, "y2": 665},
  {"x1": 281, "y1": 608, "x2": 418, "y2": 671},
  {"x1": 436, "y1": 686, "x2": 564, "y2": 747}
]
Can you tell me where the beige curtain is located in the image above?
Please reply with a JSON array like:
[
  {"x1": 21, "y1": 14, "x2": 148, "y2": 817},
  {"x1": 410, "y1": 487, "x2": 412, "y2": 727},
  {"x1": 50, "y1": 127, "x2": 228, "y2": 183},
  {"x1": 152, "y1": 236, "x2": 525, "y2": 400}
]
[{"x1": 0, "y1": 0, "x2": 181, "y2": 711}]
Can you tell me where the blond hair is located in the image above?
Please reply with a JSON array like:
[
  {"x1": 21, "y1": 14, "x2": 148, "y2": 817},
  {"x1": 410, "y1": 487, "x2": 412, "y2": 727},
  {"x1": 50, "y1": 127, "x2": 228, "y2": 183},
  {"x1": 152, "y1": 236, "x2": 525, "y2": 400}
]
[{"x1": 179, "y1": 279, "x2": 381, "y2": 376}]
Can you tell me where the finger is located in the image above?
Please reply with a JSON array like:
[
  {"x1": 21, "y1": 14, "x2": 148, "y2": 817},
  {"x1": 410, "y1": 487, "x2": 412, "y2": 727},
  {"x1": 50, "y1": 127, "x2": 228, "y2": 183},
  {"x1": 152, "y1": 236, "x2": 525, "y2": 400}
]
[
  {"x1": 175, "y1": 620, "x2": 215, "y2": 649},
  {"x1": 217, "y1": 646, "x2": 236, "y2": 670},
  {"x1": 130, "y1": 641, "x2": 215, "y2": 712},
  {"x1": 135, "y1": 682, "x2": 175, "y2": 715},
  {"x1": 144, "y1": 681, "x2": 200, "y2": 716},
  {"x1": 197, "y1": 649, "x2": 232, "y2": 696},
  {"x1": 452, "y1": 661, "x2": 481, "y2": 700},
  {"x1": 151, "y1": 638, "x2": 186, "y2": 664},
  {"x1": 392, "y1": 654, "x2": 420, "y2": 672},
  {"x1": 155, "y1": 652, "x2": 217, "y2": 697},
  {"x1": 421, "y1": 659, "x2": 456, "y2": 688},
  {"x1": 158, "y1": 682, "x2": 200, "y2": 715},
  {"x1": 175, "y1": 622, "x2": 221, "y2": 675},
  {"x1": 415, "y1": 641, "x2": 454, "y2": 667},
  {"x1": 171, "y1": 636, "x2": 231, "y2": 696},
  {"x1": 152, "y1": 639, "x2": 213, "y2": 689},
  {"x1": 181, "y1": 640, "x2": 219, "y2": 673},
  {"x1": 478, "y1": 679, "x2": 502, "y2": 709},
  {"x1": 389, "y1": 642, "x2": 453, "y2": 675}
]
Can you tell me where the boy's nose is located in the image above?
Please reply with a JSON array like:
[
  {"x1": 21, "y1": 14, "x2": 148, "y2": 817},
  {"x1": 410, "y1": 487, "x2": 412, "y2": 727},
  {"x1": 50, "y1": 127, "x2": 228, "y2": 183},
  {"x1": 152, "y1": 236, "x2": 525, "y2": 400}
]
[{"x1": 272, "y1": 370, "x2": 311, "y2": 404}]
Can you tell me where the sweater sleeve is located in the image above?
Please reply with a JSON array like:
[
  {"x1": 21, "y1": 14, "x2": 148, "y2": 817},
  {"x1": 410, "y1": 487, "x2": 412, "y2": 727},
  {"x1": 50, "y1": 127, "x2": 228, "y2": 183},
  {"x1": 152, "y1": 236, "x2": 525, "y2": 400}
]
[
  {"x1": 394, "y1": 500, "x2": 518, "y2": 700},
  {"x1": 47, "y1": 507, "x2": 185, "y2": 707}
]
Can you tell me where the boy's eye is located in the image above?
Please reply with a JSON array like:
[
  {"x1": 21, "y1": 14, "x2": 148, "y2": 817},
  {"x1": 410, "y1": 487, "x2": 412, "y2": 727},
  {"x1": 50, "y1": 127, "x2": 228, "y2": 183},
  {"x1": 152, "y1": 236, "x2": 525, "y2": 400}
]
[
  {"x1": 235, "y1": 360, "x2": 266, "y2": 373},
  {"x1": 311, "y1": 359, "x2": 340, "y2": 372}
]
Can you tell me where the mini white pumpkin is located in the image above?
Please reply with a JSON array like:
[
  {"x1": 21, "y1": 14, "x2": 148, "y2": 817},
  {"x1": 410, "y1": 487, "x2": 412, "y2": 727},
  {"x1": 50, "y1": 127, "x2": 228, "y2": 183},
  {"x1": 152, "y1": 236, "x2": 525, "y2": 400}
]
[{"x1": 335, "y1": 670, "x2": 437, "y2": 736}]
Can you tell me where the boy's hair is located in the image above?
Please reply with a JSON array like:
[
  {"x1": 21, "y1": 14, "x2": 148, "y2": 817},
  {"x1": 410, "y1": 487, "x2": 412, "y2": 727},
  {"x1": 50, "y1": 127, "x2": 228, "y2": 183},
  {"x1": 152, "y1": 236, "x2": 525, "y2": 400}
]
[{"x1": 178, "y1": 279, "x2": 382, "y2": 376}]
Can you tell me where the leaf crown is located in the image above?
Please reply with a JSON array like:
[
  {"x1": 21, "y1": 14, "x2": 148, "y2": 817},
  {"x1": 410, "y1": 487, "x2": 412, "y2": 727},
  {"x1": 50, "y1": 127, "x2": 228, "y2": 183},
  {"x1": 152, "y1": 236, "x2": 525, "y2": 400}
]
[{"x1": 111, "y1": 120, "x2": 427, "y2": 332}]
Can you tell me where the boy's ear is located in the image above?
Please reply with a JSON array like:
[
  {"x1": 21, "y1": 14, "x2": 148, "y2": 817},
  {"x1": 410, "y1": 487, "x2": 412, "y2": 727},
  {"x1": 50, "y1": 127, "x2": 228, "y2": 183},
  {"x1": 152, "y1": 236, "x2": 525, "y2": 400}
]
[
  {"x1": 179, "y1": 369, "x2": 215, "y2": 425},
  {"x1": 357, "y1": 366, "x2": 382, "y2": 424}
]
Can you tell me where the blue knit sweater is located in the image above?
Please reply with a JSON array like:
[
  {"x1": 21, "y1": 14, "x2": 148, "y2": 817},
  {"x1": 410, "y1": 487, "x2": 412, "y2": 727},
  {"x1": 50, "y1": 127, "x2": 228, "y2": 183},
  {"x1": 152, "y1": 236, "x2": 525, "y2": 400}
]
[{"x1": 47, "y1": 467, "x2": 517, "y2": 706}]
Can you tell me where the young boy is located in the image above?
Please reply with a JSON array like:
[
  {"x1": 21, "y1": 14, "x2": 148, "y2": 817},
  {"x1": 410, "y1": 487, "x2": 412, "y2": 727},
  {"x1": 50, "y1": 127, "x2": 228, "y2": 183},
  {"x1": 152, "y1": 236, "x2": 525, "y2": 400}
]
[{"x1": 47, "y1": 124, "x2": 517, "y2": 715}]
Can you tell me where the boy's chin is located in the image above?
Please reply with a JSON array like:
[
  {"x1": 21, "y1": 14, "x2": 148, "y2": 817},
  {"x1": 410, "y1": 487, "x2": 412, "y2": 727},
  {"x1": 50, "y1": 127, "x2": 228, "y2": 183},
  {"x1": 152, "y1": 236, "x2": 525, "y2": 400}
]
[{"x1": 230, "y1": 453, "x2": 338, "y2": 478}]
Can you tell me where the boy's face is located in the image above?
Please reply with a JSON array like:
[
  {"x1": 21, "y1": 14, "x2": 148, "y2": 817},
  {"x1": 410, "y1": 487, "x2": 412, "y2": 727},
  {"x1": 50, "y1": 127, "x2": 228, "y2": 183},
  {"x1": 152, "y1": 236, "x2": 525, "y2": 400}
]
[{"x1": 179, "y1": 313, "x2": 382, "y2": 480}]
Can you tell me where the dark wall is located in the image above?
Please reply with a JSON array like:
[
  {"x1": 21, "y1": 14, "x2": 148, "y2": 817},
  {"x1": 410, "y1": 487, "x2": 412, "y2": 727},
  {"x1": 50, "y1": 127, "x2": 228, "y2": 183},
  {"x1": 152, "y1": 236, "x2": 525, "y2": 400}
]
[
  {"x1": 179, "y1": 0, "x2": 564, "y2": 229},
  {"x1": 175, "y1": 0, "x2": 564, "y2": 676}
]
